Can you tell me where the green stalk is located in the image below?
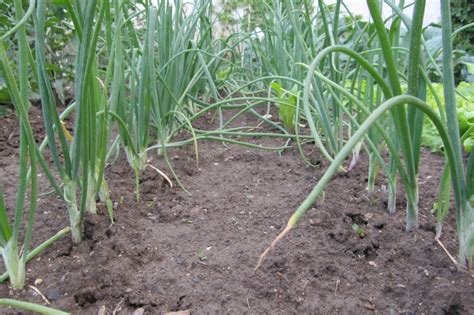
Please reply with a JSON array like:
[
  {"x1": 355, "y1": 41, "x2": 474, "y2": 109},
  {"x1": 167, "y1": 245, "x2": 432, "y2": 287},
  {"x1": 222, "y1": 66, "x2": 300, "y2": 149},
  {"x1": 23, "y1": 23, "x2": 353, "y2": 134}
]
[
  {"x1": 63, "y1": 176, "x2": 81, "y2": 243},
  {"x1": 367, "y1": 0, "x2": 418, "y2": 230},
  {"x1": 35, "y1": 0, "x2": 71, "y2": 179},
  {"x1": 0, "y1": 298, "x2": 69, "y2": 315},
  {"x1": 404, "y1": 0, "x2": 426, "y2": 227},
  {"x1": 0, "y1": 192, "x2": 10, "y2": 244},
  {"x1": 0, "y1": 0, "x2": 38, "y2": 289},
  {"x1": 35, "y1": 0, "x2": 81, "y2": 241},
  {"x1": 78, "y1": 0, "x2": 105, "y2": 227},
  {"x1": 386, "y1": 0, "x2": 403, "y2": 215},
  {"x1": 406, "y1": 0, "x2": 427, "y2": 172},
  {"x1": 439, "y1": 0, "x2": 472, "y2": 267},
  {"x1": 435, "y1": 164, "x2": 451, "y2": 238}
]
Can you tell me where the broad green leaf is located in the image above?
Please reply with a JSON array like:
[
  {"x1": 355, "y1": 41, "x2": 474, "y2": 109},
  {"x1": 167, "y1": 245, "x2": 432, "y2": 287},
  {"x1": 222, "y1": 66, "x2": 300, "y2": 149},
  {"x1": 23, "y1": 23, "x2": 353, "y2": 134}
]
[
  {"x1": 464, "y1": 137, "x2": 474, "y2": 152},
  {"x1": 270, "y1": 81, "x2": 283, "y2": 97},
  {"x1": 216, "y1": 67, "x2": 231, "y2": 82}
]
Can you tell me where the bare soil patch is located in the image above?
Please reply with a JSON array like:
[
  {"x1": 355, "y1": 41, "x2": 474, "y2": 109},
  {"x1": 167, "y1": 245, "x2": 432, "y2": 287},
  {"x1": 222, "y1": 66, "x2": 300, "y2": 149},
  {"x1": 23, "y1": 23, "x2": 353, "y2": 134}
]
[{"x1": 1, "y1": 106, "x2": 473, "y2": 314}]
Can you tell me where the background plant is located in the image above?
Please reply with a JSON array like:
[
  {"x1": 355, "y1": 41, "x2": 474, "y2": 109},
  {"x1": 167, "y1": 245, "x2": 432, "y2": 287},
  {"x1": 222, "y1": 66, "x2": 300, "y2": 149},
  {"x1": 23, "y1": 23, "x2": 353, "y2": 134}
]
[{"x1": 450, "y1": 0, "x2": 474, "y2": 54}]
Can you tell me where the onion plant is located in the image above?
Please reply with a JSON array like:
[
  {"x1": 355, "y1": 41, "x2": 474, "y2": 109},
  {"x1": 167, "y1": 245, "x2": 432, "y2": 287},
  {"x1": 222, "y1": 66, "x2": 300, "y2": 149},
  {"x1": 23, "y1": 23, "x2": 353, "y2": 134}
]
[
  {"x1": 226, "y1": 2, "x2": 319, "y2": 160},
  {"x1": 149, "y1": 0, "x2": 228, "y2": 157},
  {"x1": 111, "y1": 3, "x2": 159, "y2": 198},
  {"x1": 257, "y1": 0, "x2": 474, "y2": 269},
  {"x1": 0, "y1": 19, "x2": 38, "y2": 289},
  {"x1": 34, "y1": 0, "x2": 111, "y2": 242},
  {"x1": 0, "y1": 0, "x2": 69, "y2": 289},
  {"x1": 241, "y1": 0, "x2": 388, "y2": 166},
  {"x1": 242, "y1": 1, "x2": 315, "y2": 134},
  {"x1": 110, "y1": 0, "x2": 232, "y2": 197}
]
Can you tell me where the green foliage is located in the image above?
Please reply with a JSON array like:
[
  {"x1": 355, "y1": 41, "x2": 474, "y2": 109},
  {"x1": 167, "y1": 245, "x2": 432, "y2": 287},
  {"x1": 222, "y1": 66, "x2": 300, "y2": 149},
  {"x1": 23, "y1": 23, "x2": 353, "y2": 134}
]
[
  {"x1": 0, "y1": 1, "x2": 15, "y2": 104},
  {"x1": 351, "y1": 224, "x2": 365, "y2": 238},
  {"x1": 217, "y1": 0, "x2": 306, "y2": 32},
  {"x1": 0, "y1": 0, "x2": 75, "y2": 105},
  {"x1": 350, "y1": 79, "x2": 474, "y2": 153},
  {"x1": 270, "y1": 82, "x2": 297, "y2": 131},
  {"x1": 422, "y1": 82, "x2": 474, "y2": 152},
  {"x1": 451, "y1": 0, "x2": 474, "y2": 53},
  {"x1": 216, "y1": 66, "x2": 232, "y2": 85},
  {"x1": 0, "y1": 0, "x2": 18, "y2": 34},
  {"x1": 257, "y1": 0, "x2": 474, "y2": 270}
]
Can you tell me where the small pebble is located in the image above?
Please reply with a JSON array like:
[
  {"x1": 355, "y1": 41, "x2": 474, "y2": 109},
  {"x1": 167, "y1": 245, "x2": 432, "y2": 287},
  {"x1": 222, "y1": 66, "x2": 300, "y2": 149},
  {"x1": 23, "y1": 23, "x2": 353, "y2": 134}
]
[
  {"x1": 46, "y1": 288, "x2": 61, "y2": 301},
  {"x1": 133, "y1": 308, "x2": 145, "y2": 315},
  {"x1": 97, "y1": 306, "x2": 106, "y2": 315}
]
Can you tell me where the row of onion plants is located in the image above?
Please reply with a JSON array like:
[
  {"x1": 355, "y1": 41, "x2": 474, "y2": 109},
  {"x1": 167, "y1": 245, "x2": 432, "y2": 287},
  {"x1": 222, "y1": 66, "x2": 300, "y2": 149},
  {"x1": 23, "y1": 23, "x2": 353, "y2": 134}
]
[
  {"x1": 0, "y1": 0, "x2": 72, "y2": 295},
  {"x1": 0, "y1": 0, "x2": 282, "y2": 297},
  {"x1": 257, "y1": 0, "x2": 474, "y2": 269}
]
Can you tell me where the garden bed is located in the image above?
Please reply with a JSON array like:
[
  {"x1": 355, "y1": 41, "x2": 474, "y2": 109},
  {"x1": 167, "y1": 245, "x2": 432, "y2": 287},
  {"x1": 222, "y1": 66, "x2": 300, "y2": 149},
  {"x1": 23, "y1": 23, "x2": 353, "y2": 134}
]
[{"x1": 1, "y1": 106, "x2": 473, "y2": 314}]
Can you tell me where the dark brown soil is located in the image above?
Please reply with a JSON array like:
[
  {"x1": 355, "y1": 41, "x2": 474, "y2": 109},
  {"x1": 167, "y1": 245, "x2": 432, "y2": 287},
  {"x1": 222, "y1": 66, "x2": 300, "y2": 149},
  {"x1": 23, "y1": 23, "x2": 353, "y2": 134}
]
[{"x1": 1, "y1": 106, "x2": 473, "y2": 314}]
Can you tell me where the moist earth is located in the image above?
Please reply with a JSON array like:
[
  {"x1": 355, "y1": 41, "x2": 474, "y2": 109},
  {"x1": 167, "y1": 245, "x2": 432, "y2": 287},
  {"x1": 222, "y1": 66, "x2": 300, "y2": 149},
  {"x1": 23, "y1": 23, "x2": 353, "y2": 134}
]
[{"x1": 1, "y1": 106, "x2": 473, "y2": 314}]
